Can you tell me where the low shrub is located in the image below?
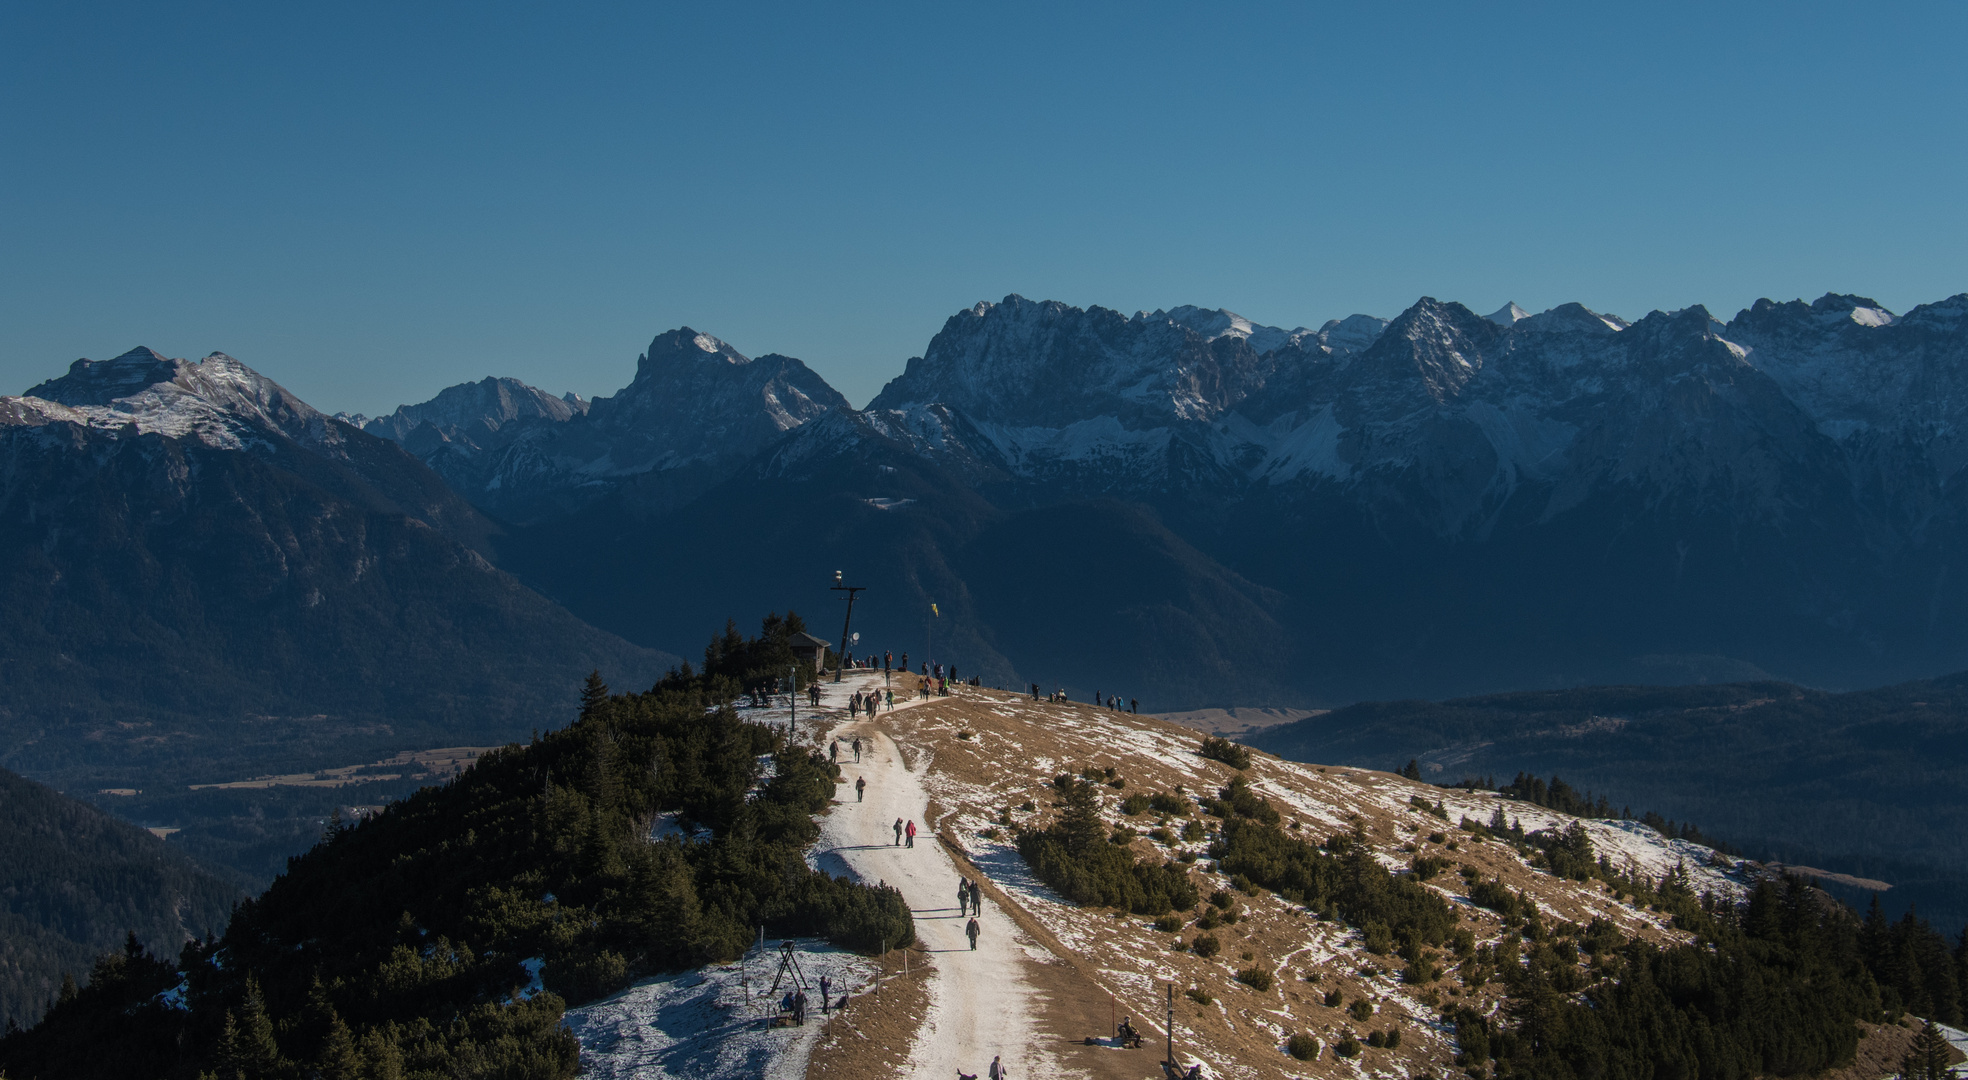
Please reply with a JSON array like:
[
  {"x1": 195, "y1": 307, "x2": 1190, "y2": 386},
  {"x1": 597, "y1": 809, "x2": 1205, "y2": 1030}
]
[
  {"x1": 1287, "y1": 1032, "x2": 1320, "y2": 1060},
  {"x1": 1335, "y1": 1036, "x2": 1360, "y2": 1059},
  {"x1": 1181, "y1": 820, "x2": 1207, "y2": 842},
  {"x1": 1322, "y1": 989, "x2": 1343, "y2": 1007},
  {"x1": 1410, "y1": 855, "x2": 1447, "y2": 881},
  {"x1": 1153, "y1": 913, "x2": 1184, "y2": 933},
  {"x1": 1191, "y1": 934, "x2": 1221, "y2": 958},
  {"x1": 1185, "y1": 986, "x2": 1212, "y2": 1005},
  {"x1": 1348, "y1": 998, "x2": 1374, "y2": 1021},
  {"x1": 1209, "y1": 889, "x2": 1234, "y2": 909},
  {"x1": 1198, "y1": 737, "x2": 1252, "y2": 770},
  {"x1": 1121, "y1": 794, "x2": 1152, "y2": 816},
  {"x1": 1236, "y1": 967, "x2": 1273, "y2": 992},
  {"x1": 1150, "y1": 792, "x2": 1190, "y2": 816}
]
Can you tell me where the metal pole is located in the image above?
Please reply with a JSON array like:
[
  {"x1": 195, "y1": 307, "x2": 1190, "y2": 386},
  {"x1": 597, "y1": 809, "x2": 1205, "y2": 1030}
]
[
  {"x1": 1166, "y1": 982, "x2": 1174, "y2": 1066},
  {"x1": 789, "y1": 663, "x2": 797, "y2": 736},
  {"x1": 830, "y1": 575, "x2": 864, "y2": 684}
]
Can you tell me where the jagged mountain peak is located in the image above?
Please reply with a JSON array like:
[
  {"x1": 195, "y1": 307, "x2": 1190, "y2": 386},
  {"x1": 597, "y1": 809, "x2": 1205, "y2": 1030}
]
[
  {"x1": 1513, "y1": 302, "x2": 1628, "y2": 335},
  {"x1": 1486, "y1": 301, "x2": 1532, "y2": 327},
  {"x1": 637, "y1": 327, "x2": 751, "y2": 376}
]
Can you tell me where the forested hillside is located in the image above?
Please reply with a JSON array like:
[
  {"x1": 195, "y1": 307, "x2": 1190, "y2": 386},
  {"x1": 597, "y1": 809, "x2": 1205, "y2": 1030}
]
[
  {"x1": 1247, "y1": 674, "x2": 1968, "y2": 930},
  {"x1": 0, "y1": 616, "x2": 911, "y2": 1080},
  {"x1": 0, "y1": 767, "x2": 238, "y2": 1030}
]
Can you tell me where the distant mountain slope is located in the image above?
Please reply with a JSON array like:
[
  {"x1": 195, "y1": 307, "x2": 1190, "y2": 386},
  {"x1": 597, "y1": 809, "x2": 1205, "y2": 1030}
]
[
  {"x1": 1244, "y1": 672, "x2": 1968, "y2": 929},
  {"x1": 0, "y1": 348, "x2": 675, "y2": 792},
  {"x1": 362, "y1": 329, "x2": 848, "y2": 523},
  {"x1": 380, "y1": 289, "x2": 1968, "y2": 708},
  {"x1": 0, "y1": 766, "x2": 238, "y2": 1030}
]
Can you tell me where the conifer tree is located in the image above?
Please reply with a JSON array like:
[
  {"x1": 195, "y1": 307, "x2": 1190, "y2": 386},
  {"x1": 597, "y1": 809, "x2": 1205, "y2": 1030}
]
[
  {"x1": 1401, "y1": 759, "x2": 1422, "y2": 781},
  {"x1": 1900, "y1": 1020, "x2": 1952, "y2": 1080},
  {"x1": 214, "y1": 976, "x2": 283, "y2": 1080},
  {"x1": 579, "y1": 670, "x2": 610, "y2": 719}
]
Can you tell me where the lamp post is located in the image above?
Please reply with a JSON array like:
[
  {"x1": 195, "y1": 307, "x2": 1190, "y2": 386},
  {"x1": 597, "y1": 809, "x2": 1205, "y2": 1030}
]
[{"x1": 830, "y1": 571, "x2": 864, "y2": 684}]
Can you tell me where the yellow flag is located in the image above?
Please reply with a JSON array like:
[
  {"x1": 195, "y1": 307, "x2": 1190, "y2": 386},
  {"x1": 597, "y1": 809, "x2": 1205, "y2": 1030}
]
[{"x1": 931, "y1": 603, "x2": 940, "y2": 616}]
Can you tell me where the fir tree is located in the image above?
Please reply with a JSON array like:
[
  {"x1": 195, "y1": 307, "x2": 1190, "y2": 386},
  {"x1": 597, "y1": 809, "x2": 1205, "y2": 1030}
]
[
  {"x1": 1400, "y1": 759, "x2": 1422, "y2": 781},
  {"x1": 579, "y1": 669, "x2": 610, "y2": 719},
  {"x1": 1900, "y1": 1020, "x2": 1952, "y2": 1080}
]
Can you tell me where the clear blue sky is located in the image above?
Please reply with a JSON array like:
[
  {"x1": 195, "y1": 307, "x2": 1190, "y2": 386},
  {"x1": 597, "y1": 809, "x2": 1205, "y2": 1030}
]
[{"x1": 3, "y1": 1, "x2": 1963, "y2": 413}]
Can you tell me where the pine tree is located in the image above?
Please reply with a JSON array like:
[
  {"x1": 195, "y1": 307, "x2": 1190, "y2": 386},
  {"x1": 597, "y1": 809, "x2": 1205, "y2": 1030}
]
[
  {"x1": 1900, "y1": 1020, "x2": 1952, "y2": 1080},
  {"x1": 214, "y1": 976, "x2": 284, "y2": 1080},
  {"x1": 1401, "y1": 759, "x2": 1422, "y2": 781},
  {"x1": 579, "y1": 670, "x2": 610, "y2": 719},
  {"x1": 315, "y1": 1011, "x2": 361, "y2": 1080}
]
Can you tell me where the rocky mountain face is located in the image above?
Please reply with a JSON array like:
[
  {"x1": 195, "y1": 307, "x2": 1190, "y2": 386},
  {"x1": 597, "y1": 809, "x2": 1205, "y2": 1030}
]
[
  {"x1": 451, "y1": 291, "x2": 1968, "y2": 708},
  {"x1": 0, "y1": 348, "x2": 674, "y2": 790},
  {"x1": 362, "y1": 329, "x2": 848, "y2": 523}
]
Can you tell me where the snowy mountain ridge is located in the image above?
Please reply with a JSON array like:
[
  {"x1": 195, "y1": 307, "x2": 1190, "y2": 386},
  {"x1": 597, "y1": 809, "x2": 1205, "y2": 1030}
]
[{"x1": 10, "y1": 346, "x2": 346, "y2": 455}]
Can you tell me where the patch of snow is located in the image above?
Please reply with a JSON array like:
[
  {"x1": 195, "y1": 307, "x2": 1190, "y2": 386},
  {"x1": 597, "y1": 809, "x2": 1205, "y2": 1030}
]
[{"x1": 563, "y1": 940, "x2": 878, "y2": 1080}]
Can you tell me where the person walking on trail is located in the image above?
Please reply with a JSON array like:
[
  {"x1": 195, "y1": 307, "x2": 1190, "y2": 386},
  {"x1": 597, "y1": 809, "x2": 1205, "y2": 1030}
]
[
  {"x1": 956, "y1": 878, "x2": 969, "y2": 915},
  {"x1": 852, "y1": 737, "x2": 862, "y2": 763},
  {"x1": 1129, "y1": 698, "x2": 1137, "y2": 714},
  {"x1": 969, "y1": 879, "x2": 982, "y2": 914},
  {"x1": 905, "y1": 819, "x2": 917, "y2": 848},
  {"x1": 893, "y1": 818, "x2": 904, "y2": 845},
  {"x1": 989, "y1": 1055, "x2": 1004, "y2": 1080},
  {"x1": 829, "y1": 740, "x2": 839, "y2": 764},
  {"x1": 819, "y1": 975, "x2": 831, "y2": 1015},
  {"x1": 885, "y1": 688, "x2": 893, "y2": 709},
  {"x1": 965, "y1": 917, "x2": 980, "y2": 950},
  {"x1": 849, "y1": 694, "x2": 859, "y2": 719},
  {"x1": 855, "y1": 776, "x2": 866, "y2": 802}
]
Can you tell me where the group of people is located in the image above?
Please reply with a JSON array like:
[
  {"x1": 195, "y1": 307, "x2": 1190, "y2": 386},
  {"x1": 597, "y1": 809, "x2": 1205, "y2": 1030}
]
[
  {"x1": 957, "y1": 1055, "x2": 1008, "y2": 1080},
  {"x1": 892, "y1": 816, "x2": 917, "y2": 846},
  {"x1": 1026, "y1": 684, "x2": 1138, "y2": 713},
  {"x1": 848, "y1": 688, "x2": 888, "y2": 717},
  {"x1": 828, "y1": 737, "x2": 863, "y2": 764},
  {"x1": 956, "y1": 875, "x2": 986, "y2": 950}
]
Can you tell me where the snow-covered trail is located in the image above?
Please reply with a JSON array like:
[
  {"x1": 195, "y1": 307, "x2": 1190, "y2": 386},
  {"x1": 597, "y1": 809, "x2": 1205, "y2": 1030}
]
[{"x1": 819, "y1": 706, "x2": 1050, "y2": 1080}]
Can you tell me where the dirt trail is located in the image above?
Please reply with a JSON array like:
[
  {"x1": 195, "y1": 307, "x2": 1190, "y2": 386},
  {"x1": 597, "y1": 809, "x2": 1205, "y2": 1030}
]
[{"x1": 818, "y1": 678, "x2": 1049, "y2": 1080}]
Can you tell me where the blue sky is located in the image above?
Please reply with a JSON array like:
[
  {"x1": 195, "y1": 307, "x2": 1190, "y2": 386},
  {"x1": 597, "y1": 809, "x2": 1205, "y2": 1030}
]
[{"x1": 3, "y1": 1, "x2": 1963, "y2": 413}]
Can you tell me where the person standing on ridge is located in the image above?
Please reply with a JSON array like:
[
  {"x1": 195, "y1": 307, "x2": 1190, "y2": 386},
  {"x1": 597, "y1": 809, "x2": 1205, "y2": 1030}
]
[
  {"x1": 855, "y1": 776, "x2": 866, "y2": 801},
  {"x1": 905, "y1": 819, "x2": 917, "y2": 848},
  {"x1": 1130, "y1": 698, "x2": 1137, "y2": 714},
  {"x1": 893, "y1": 817, "x2": 904, "y2": 845}
]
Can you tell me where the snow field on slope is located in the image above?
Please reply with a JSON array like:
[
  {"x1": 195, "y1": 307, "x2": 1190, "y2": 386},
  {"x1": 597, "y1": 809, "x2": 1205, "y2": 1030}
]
[{"x1": 561, "y1": 941, "x2": 879, "y2": 1080}]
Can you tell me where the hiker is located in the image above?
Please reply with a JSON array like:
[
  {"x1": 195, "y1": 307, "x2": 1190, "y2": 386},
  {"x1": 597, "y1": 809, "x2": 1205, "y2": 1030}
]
[
  {"x1": 1130, "y1": 698, "x2": 1137, "y2": 714},
  {"x1": 853, "y1": 737, "x2": 862, "y2": 762},
  {"x1": 899, "y1": 651, "x2": 908, "y2": 673},
  {"x1": 990, "y1": 1055, "x2": 1004, "y2": 1080},
  {"x1": 885, "y1": 688, "x2": 893, "y2": 708},
  {"x1": 829, "y1": 740, "x2": 839, "y2": 764},
  {"x1": 969, "y1": 879, "x2": 982, "y2": 913},
  {"x1": 856, "y1": 776, "x2": 866, "y2": 801},
  {"x1": 951, "y1": 664, "x2": 959, "y2": 683},
  {"x1": 819, "y1": 975, "x2": 832, "y2": 1014},
  {"x1": 905, "y1": 819, "x2": 917, "y2": 848},
  {"x1": 957, "y1": 878, "x2": 969, "y2": 915},
  {"x1": 793, "y1": 989, "x2": 807, "y2": 1026},
  {"x1": 893, "y1": 818, "x2": 904, "y2": 845},
  {"x1": 849, "y1": 695, "x2": 859, "y2": 719},
  {"x1": 965, "y1": 917, "x2": 979, "y2": 950}
]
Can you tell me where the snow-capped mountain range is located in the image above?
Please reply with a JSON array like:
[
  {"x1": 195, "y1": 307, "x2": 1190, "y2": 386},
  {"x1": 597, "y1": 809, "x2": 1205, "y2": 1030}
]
[
  {"x1": 12, "y1": 287, "x2": 1968, "y2": 721},
  {"x1": 360, "y1": 289, "x2": 1968, "y2": 703}
]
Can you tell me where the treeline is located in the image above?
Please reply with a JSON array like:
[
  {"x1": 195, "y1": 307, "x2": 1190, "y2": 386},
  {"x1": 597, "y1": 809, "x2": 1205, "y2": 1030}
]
[
  {"x1": 1434, "y1": 767, "x2": 1737, "y2": 854},
  {"x1": 0, "y1": 613, "x2": 912, "y2": 1080},
  {"x1": 1450, "y1": 803, "x2": 1968, "y2": 1077}
]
